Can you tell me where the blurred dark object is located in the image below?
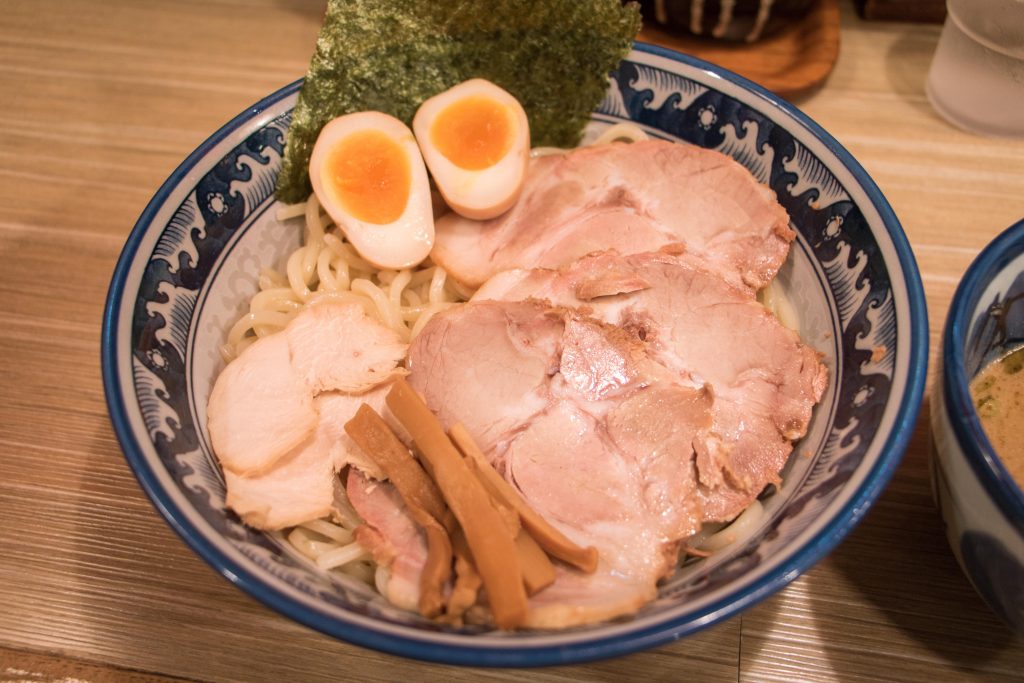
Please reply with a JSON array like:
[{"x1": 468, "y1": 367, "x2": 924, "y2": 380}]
[
  {"x1": 638, "y1": 0, "x2": 840, "y2": 97},
  {"x1": 855, "y1": 0, "x2": 947, "y2": 22},
  {"x1": 638, "y1": 0, "x2": 816, "y2": 43}
]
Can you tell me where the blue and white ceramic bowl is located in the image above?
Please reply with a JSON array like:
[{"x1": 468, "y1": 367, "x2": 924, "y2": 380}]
[
  {"x1": 931, "y1": 218, "x2": 1024, "y2": 632},
  {"x1": 102, "y1": 45, "x2": 928, "y2": 666}
]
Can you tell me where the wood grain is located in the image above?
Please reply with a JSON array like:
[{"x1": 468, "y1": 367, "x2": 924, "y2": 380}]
[{"x1": 1, "y1": 0, "x2": 1024, "y2": 681}]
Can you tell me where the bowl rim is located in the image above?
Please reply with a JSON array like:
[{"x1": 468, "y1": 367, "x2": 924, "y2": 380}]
[
  {"x1": 942, "y1": 217, "x2": 1024, "y2": 536},
  {"x1": 101, "y1": 41, "x2": 929, "y2": 666}
]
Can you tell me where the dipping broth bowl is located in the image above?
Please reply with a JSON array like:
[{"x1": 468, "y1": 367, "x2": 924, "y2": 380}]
[{"x1": 931, "y1": 217, "x2": 1024, "y2": 632}]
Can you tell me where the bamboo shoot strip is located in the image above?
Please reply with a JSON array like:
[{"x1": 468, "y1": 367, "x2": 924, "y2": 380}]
[
  {"x1": 344, "y1": 403, "x2": 447, "y2": 524},
  {"x1": 385, "y1": 378, "x2": 528, "y2": 629},
  {"x1": 343, "y1": 404, "x2": 452, "y2": 618},
  {"x1": 449, "y1": 422, "x2": 599, "y2": 574},
  {"x1": 451, "y1": 434, "x2": 556, "y2": 595},
  {"x1": 406, "y1": 504, "x2": 452, "y2": 618},
  {"x1": 515, "y1": 529, "x2": 556, "y2": 595}
]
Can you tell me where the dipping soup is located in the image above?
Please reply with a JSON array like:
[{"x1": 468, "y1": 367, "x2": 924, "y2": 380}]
[{"x1": 970, "y1": 345, "x2": 1024, "y2": 488}]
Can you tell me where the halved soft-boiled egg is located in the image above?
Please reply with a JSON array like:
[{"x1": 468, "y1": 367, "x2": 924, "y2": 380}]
[
  {"x1": 309, "y1": 112, "x2": 434, "y2": 269},
  {"x1": 413, "y1": 79, "x2": 530, "y2": 221}
]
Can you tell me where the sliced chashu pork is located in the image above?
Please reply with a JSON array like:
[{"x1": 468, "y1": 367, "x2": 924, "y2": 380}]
[
  {"x1": 207, "y1": 301, "x2": 407, "y2": 530},
  {"x1": 431, "y1": 139, "x2": 793, "y2": 292},
  {"x1": 474, "y1": 250, "x2": 829, "y2": 521},
  {"x1": 225, "y1": 388, "x2": 394, "y2": 530},
  {"x1": 347, "y1": 469, "x2": 427, "y2": 613},
  {"x1": 403, "y1": 299, "x2": 713, "y2": 628}
]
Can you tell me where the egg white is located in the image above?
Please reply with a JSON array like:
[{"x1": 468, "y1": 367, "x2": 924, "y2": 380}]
[
  {"x1": 309, "y1": 111, "x2": 435, "y2": 269},
  {"x1": 413, "y1": 79, "x2": 530, "y2": 221}
]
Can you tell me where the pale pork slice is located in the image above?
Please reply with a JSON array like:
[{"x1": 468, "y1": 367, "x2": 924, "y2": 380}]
[
  {"x1": 405, "y1": 299, "x2": 714, "y2": 628},
  {"x1": 431, "y1": 140, "x2": 793, "y2": 291},
  {"x1": 223, "y1": 388, "x2": 390, "y2": 530},
  {"x1": 505, "y1": 397, "x2": 709, "y2": 628},
  {"x1": 209, "y1": 301, "x2": 407, "y2": 519},
  {"x1": 209, "y1": 302, "x2": 407, "y2": 476},
  {"x1": 406, "y1": 299, "x2": 560, "y2": 455},
  {"x1": 287, "y1": 302, "x2": 407, "y2": 394},
  {"x1": 208, "y1": 331, "x2": 317, "y2": 477},
  {"x1": 473, "y1": 250, "x2": 828, "y2": 522},
  {"x1": 347, "y1": 468, "x2": 426, "y2": 613}
]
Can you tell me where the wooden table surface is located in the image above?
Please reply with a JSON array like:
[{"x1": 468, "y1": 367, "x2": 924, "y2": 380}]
[{"x1": 3, "y1": 1, "x2": 1024, "y2": 681}]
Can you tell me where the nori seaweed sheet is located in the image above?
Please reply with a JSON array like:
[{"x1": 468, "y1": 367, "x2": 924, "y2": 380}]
[{"x1": 276, "y1": 0, "x2": 641, "y2": 204}]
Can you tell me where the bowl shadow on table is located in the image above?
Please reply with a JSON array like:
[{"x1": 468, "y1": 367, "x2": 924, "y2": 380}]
[{"x1": 744, "y1": 396, "x2": 1021, "y2": 680}]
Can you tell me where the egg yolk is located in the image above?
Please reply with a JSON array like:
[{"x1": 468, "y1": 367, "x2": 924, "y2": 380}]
[
  {"x1": 325, "y1": 130, "x2": 411, "y2": 225},
  {"x1": 429, "y1": 95, "x2": 514, "y2": 171}
]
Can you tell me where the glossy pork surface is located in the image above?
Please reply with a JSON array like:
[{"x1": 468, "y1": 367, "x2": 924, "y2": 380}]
[
  {"x1": 406, "y1": 299, "x2": 716, "y2": 627},
  {"x1": 431, "y1": 140, "x2": 793, "y2": 292},
  {"x1": 474, "y1": 250, "x2": 829, "y2": 522}
]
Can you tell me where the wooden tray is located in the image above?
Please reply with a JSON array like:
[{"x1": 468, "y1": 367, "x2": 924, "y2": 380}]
[{"x1": 638, "y1": 0, "x2": 841, "y2": 98}]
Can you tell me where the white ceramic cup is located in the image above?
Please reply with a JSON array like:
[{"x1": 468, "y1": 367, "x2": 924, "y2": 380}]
[{"x1": 926, "y1": 0, "x2": 1024, "y2": 137}]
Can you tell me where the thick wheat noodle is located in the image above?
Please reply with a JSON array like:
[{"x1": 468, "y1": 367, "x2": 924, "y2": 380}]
[
  {"x1": 287, "y1": 527, "x2": 339, "y2": 558},
  {"x1": 693, "y1": 500, "x2": 765, "y2": 553},
  {"x1": 258, "y1": 267, "x2": 289, "y2": 290},
  {"x1": 224, "y1": 310, "x2": 293, "y2": 356},
  {"x1": 446, "y1": 277, "x2": 477, "y2": 302},
  {"x1": 276, "y1": 201, "x2": 307, "y2": 220},
  {"x1": 399, "y1": 303, "x2": 436, "y2": 320},
  {"x1": 286, "y1": 244, "x2": 316, "y2": 301},
  {"x1": 305, "y1": 290, "x2": 378, "y2": 317},
  {"x1": 409, "y1": 304, "x2": 448, "y2": 339},
  {"x1": 408, "y1": 266, "x2": 438, "y2": 288},
  {"x1": 759, "y1": 278, "x2": 800, "y2": 331},
  {"x1": 329, "y1": 249, "x2": 352, "y2": 290},
  {"x1": 270, "y1": 485, "x2": 374, "y2": 583},
  {"x1": 304, "y1": 191, "x2": 326, "y2": 238},
  {"x1": 248, "y1": 287, "x2": 302, "y2": 310},
  {"x1": 226, "y1": 142, "x2": 544, "y2": 361},
  {"x1": 402, "y1": 288, "x2": 422, "y2": 306},
  {"x1": 589, "y1": 122, "x2": 650, "y2": 145},
  {"x1": 222, "y1": 200, "x2": 465, "y2": 365},
  {"x1": 300, "y1": 518, "x2": 354, "y2": 544},
  {"x1": 389, "y1": 269, "x2": 413, "y2": 308},
  {"x1": 252, "y1": 309, "x2": 295, "y2": 339},
  {"x1": 286, "y1": 525, "x2": 370, "y2": 573},
  {"x1": 351, "y1": 278, "x2": 407, "y2": 339},
  {"x1": 323, "y1": 232, "x2": 375, "y2": 272},
  {"x1": 279, "y1": 508, "x2": 378, "y2": 582},
  {"x1": 316, "y1": 540, "x2": 371, "y2": 570},
  {"x1": 316, "y1": 248, "x2": 341, "y2": 291},
  {"x1": 428, "y1": 266, "x2": 447, "y2": 304},
  {"x1": 531, "y1": 121, "x2": 649, "y2": 159}
]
